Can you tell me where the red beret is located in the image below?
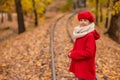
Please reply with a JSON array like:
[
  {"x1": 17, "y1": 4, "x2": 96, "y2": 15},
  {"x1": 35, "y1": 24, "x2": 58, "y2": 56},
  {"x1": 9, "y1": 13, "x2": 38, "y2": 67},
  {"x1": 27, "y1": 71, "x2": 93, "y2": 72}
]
[{"x1": 77, "y1": 11, "x2": 95, "y2": 22}]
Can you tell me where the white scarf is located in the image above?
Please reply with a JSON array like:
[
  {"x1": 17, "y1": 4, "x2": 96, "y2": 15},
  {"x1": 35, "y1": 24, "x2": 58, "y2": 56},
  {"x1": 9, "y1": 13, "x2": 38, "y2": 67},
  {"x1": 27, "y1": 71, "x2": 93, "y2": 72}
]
[{"x1": 73, "y1": 23, "x2": 95, "y2": 39}]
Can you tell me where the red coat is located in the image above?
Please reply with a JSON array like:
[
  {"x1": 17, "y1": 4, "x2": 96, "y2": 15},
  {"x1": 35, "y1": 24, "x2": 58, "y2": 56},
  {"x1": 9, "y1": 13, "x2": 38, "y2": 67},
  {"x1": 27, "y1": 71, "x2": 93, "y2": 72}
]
[{"x1": 69, "y1": 30, "x2": 100, "y2": 80}]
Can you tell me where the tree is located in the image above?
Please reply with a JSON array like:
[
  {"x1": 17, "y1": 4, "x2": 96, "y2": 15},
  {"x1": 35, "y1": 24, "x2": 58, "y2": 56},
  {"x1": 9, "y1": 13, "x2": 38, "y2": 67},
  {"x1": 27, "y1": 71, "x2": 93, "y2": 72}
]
[
  {"x1": 99, "y1": 1, "x2": 103, "y2": 22},
  {"x1": 105, "y1": 0, "x2": 110, "y2": 28},
  {"x1": 77, "y1": 0, "x2": 86, "y2": 8},
  {"x1": 73, "y1": 0, "x2": 86, "y2": 9},
  {"x1": 14, "y1": 0, "x2": 26, "y2": 34},
  {"x1": 1, "y1": 12, "x2": 4, "y2": 23},
  {"x1": 7, "y1": 13, "x2": 12, "y2": 22},
  {"x1": 96, "y1": 0, "x2": 99, "y2": 25},
  {"x1": 32, "y1": 0, "x2": 38, "y2": 26},
  {"x1": 0, "y1": 0, "x2": 14, "y2": 22},
  {"x1": 21, "y1": 0, "x2": 52, "y2": 26},
  {"x1": 108, "y1": 0, "x2": 120, "y2": 43}
]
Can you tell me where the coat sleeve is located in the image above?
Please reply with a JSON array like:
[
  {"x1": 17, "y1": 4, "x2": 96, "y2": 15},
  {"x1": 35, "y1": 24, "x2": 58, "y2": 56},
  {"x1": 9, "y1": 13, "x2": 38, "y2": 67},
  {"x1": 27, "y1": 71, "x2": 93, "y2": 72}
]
[{"x1": 69, "y1": 34, "x2": 96, "y2": 60}]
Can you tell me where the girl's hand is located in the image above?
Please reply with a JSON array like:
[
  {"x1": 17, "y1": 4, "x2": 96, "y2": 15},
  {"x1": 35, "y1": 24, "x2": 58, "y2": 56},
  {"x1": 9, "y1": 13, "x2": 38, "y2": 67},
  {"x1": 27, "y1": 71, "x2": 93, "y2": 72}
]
[
  {"x1": 68, "y1": 52, "x2": 71, "y2": 57},
  {"x1": 68, "y1": 50, "x2": 72, "y2": 57}
]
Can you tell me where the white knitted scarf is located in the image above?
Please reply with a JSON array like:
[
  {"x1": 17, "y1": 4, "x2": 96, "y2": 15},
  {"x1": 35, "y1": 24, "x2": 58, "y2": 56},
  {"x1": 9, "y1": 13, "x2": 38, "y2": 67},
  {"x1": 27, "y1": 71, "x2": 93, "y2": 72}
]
[{"x1": 73, "y1": 23, "x2": 95, "y2": 39}]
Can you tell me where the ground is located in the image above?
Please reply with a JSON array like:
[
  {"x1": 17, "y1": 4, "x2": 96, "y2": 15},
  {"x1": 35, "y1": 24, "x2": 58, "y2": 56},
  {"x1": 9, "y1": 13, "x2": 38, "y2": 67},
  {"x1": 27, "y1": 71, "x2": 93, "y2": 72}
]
[{"x1": 0, "y1": 0, "x2": 120, "y2": 80}]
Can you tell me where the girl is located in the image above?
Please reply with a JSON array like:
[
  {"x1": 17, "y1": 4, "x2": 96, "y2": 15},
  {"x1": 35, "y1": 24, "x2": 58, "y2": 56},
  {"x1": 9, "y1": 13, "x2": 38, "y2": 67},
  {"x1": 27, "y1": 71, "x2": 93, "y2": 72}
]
[{"x1": 68, "y1": 11, "x2": 100, "y2": 80}]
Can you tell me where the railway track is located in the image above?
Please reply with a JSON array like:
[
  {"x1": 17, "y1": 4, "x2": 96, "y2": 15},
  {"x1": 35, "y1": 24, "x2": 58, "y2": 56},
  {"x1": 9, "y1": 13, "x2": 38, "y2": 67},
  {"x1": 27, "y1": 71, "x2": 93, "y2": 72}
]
[
  {"x1": 50, "y1": 13, "x2": 67, "y2": 80},
  {"x1": 49, "y1": 9, "x2": 83, "y2": 80}
]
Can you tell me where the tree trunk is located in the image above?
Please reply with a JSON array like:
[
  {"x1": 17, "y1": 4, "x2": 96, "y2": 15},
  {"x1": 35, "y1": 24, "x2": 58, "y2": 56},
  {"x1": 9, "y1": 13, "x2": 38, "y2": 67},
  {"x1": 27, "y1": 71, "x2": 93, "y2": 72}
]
[
  {"x1": 96, "y1": 0, "x2": 99, "y2": 25},
  {"x1": 105, "y1": 0, "x2": 110, "y2": 28},
  {"x1": 100, "y1": 4, "x2": 103, "y2": 22},
  {"x1": 108, "y1": 13, "x2": 120, "y2": 43},
  {"x1": 82, "y1": 0, "x2": 86, "y2": 7},
  {"x1": 14, "y1": 0, "x2": 26, "y2": 34},
  {"x1": 77, "y1": 0, "x2": 86, "y2": 8},
  {"x1": 1, "y1": 12, "x2": 4, "y2": 23},
  {"x1": 8, "y1": 13, "x2": 12, "y2": 21},
  {"x1": 32, "y1": 0, "x2": 38, "y2": 26}
]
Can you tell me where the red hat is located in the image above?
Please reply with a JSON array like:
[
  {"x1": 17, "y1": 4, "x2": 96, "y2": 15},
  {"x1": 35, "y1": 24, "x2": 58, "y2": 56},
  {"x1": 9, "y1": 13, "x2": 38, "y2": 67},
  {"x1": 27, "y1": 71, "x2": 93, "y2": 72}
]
[{"x1": 77, "y1": 11, "x2": 95, "y2": 22}]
